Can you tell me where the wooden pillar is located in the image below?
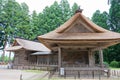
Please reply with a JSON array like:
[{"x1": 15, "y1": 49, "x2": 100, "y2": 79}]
[
  {"x1": 47, "y1": 55, "x2": 50, "y2": 65},
  {"x1": 88, "y1": 50, "x2": 94, "y2": 67},
  {"x1": 47, "y1": 55, "x2": 50, "y2": 71},
  {"x1": 37, "y1": 56, "x2": 39, "y2": 65},
  {"x1": 58, "y1": 47, "x2": 62, "y2": 69},
  {"x1": 99, "y1": 49, "x2": 104, "y2": 68},
  {"x1": 93, "y1": 53, "x2": 95, "y2": 66}
]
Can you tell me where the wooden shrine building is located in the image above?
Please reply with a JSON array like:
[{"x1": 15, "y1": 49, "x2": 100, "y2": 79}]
[
  {"x1": 5, "y1": 38, "x2": 51, "y2": 69},
  {"x1": 38, "y1": 10, "x2": 120, "y2": 77}
]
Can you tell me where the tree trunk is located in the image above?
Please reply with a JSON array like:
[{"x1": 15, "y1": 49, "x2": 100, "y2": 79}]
[
  {"x1": 8, "y1": 51, "x2": 11, "y2": 61},
  {"x1": 2, "y1": 39, "x2": 7, "y2": 62}
]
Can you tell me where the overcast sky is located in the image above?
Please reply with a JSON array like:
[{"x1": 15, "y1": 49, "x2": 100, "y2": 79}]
[{"x1": 16, "y1": 0, "x2": 110, "y2": 18}]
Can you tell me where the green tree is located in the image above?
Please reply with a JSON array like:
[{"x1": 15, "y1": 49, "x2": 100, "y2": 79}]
[
  {"x1": 92, "y1": 10, "x2": 110, "y2": 62},
  {"x1": 29, "y1": 10, "x2": 39, "y2": 40},
  {"x1": 15, "y1": 2, "x2": 32, "y2": 40},
  {"x1": 109, "y1": 0, "x2": 120, "y2": 31},
  {"x1": 92, "y1": 10, "x2": 109, "y2": 30},
  {"x1": 31, "y1": 11, "x2": 38, "y2": 27},
  {"x1": 0, "y1": 0, "x2": 21, "y2": 61},
  {"x1": 0, "y1": 0, "x2": 31, "y2": 61},
  {"x1": 60, "y1": 0, "x2": 71, "y2": 22},
  {"x1": 0, "y1": 31, "x2": 4, "y2": 49},
  {"x1": 36, "y1": 0, "x2": 71, "y2": 36},
  {"x1": 106, "y1": 0, "x2": 120, "y2": 63},
  {"x1": 92, "y1": 0, "x2": 120, "y2": 63},
  {"x1": 30, "y1": 0, "x2": 79, "y2": 40},
  {"x1": 71, "y1": 3, "x2": 79, "y2": 15}
]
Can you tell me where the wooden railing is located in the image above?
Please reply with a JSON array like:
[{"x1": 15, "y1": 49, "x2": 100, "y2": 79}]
[
  {"x1": 60, "y1": 63, "x2": 109, "y2": 78},
  {"x1": 13, "y1": 61, "x2": 58, "y2": 70},
  {"x1": 49, "y1": 67, "x2": 58, "y2": 78},
  {"x1": 62, "y1": 67, "x2": 110, "y2": 79},
  {"x1": 62, "y1": 63, "x2": 108, "y2": 68},
  {"x1": 13, "y1": 62, "x2": 109, "y2": 71},
  {"x1": 110, "y1": 69, "x2": 120, "y2": 77},
  {"x1": 29, "y1": 61, "x2": 58, "y2": 66},
  {"x1": 63, "y1": 64, "x2": 89, "y2": 67}
]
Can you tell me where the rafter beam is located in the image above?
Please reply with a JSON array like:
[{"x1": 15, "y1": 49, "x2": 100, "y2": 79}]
[
  {"x1": 91, "y1": 41, "x2": 120, "y2": 51},
  {"x1": 44, "y1": 39, "x2": 118, "y2": 44}
]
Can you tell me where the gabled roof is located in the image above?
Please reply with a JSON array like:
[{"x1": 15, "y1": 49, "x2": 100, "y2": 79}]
[
  {"x1": 55, "y1": 13, "x2": 108, "y2": 33},
  {"x1": 5, "y1": 38, "x2": 50, "y2": 52},
  {"x1": 38, "y1": 13, "x2": 120, "y2": 40},
  {"x1": 38, "y1": 12, "x2": 120, "y2": 50}
]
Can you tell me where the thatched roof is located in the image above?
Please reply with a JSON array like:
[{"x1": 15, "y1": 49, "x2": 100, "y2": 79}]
[
  {"x1": 38, "y1": 12, "x2": 120, "y2": 50},
  {"x1": 5, "y1": 46, "x2": 23, "y2": 51},
  {"x1": 38, "y1": 13, "x2": 120, "y2": 40},
  {"x1": 5, "y1": 38, "x2": 50, "y2": 52}
]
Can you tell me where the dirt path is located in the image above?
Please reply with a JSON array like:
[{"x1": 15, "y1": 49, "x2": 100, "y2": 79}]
[{"x1": 0, "y1": 69, "x2": 48, "y2": 80}]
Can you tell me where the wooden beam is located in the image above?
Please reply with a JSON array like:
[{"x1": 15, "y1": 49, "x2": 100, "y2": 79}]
[
  {"x1": 62, "y1": 49, "x2": 89, "y2": 52},
  {"x1": 59, "y1": 45, "x2": 96, "y2": 48},
  {"x1": 38, "y1": 38, "x2": 52, "y2": 50},
  {"x1": 58, "y1": 43, "x2": 98, "y2": 46},
  {"x1": 52, "y1": 46, "x2": 91, "y2": 51},
  {"x1": 92, "y1": 41, "x2": 120, "y2": 51},
  {"x1": 44, "y1": 39, "x2": 118, "y2": 43}
]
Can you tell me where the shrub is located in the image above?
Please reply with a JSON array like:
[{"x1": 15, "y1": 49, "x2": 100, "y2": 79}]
[
  {"x1": 110, "y1": 60, "x2": 119, "y2": 68},
  {"x1": 118, "y1": 61, "x2": 120, "y2": 68}
]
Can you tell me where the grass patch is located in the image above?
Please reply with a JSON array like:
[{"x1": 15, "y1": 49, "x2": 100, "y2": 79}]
[
  {"x1": 110, "y1": 67, "x2": 120, "y2": 70},
  {"x1": 34, "y1": 78, "x2": 76, "y2": 80},
  {"x1": 34, "y1": 78, "x2": 120, "y2": 80},
  {"x1": 23, "y1": 70, "x2": 44, "y2": 73}
]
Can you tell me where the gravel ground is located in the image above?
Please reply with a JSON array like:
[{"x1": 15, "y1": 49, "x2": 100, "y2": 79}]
[{"x1": 0, "y1": 69, "x2": 46, "y2": 80}]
